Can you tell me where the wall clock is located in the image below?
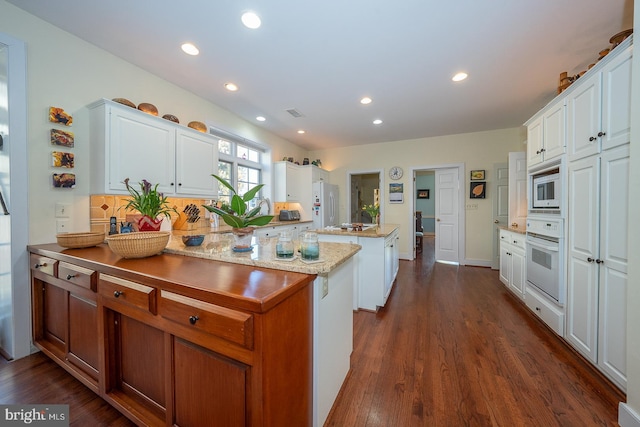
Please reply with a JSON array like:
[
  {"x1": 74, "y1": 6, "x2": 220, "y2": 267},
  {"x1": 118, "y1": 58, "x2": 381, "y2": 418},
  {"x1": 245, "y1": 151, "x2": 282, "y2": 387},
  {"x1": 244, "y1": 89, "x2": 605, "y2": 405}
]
[{"x1": 389, "y1": 166, "x2": 404, "y2": 180}]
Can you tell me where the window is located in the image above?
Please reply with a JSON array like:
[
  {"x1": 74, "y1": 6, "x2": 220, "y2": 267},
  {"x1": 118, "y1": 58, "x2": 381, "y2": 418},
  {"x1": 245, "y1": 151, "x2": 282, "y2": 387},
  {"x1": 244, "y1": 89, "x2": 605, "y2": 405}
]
[{"x1": 211, "y1": 129, "x2": 268, "y2": 210}]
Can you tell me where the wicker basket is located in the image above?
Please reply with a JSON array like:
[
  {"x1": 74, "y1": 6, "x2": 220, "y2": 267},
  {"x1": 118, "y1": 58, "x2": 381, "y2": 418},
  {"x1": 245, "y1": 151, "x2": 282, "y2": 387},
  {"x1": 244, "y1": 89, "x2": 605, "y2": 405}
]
[
  {"x1": 57, "y1": 232, "x2": 105, "y2": 248},
  {"x1": 106, "y1": 232, "x2": 170, "y2": 258}
]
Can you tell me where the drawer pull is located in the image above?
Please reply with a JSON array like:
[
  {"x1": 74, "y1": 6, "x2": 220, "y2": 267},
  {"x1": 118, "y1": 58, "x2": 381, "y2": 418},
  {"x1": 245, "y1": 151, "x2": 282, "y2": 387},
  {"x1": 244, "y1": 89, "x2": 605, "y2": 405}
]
[
  {"x1": 34, "y1": 263, "x2": 48, "y2": 269},
  {"x1": 189, "y1": 315, "x2": 199, "y2": 325},
  {"x1": 113, "y1": 290, "x2": 124, "y2": 298},
  {"x1": 535, "y1": 307, "x2": 541, "y2": 312},
  {"x1": 66, "y1": 274, "x2": 76, "y2": 280}
]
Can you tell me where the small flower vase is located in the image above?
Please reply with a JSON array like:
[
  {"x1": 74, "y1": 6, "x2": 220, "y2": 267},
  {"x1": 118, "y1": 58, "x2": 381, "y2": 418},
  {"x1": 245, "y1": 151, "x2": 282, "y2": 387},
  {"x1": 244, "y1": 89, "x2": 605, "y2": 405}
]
[
  {"x1": 231, "y1": 227, "x2": 255, "y2": 251},
  {"x1": 137, "y1": 215, "x2": 163, "y2": 232}
]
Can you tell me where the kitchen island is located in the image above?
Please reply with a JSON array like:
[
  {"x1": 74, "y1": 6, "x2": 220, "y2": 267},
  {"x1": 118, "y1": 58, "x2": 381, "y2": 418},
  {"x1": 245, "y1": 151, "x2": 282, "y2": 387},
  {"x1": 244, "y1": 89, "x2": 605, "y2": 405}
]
[
  {"x1": 316, "y1": 224, "x2": 400, "y2": 311},
  {"x1": 28, "y1": 235, "x2": 359, "y2": 427}
]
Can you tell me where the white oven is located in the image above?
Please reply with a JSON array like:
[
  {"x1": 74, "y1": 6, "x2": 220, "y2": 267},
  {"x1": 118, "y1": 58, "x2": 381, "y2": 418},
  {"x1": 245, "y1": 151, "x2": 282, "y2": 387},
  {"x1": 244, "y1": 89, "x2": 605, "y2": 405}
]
[{"x1": 526, "y1": 217, "x2": 564, "y2": 305}]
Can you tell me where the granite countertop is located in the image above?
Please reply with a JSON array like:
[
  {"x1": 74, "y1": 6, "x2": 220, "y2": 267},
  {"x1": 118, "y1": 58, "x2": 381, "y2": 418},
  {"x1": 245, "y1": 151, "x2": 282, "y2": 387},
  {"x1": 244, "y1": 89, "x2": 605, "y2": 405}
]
[
  {"x1": 164, "y1": 232, "x2": 360, "y2": 275},
  {"x1": 498, "y1": 225, "x2": 526, "y2": 235},
  {"x1": 187, "y1": 219, "x2": 313, "y2": 235},
  {"x1": 315, "y1": 224, "x2": 400, "y2": 238}
]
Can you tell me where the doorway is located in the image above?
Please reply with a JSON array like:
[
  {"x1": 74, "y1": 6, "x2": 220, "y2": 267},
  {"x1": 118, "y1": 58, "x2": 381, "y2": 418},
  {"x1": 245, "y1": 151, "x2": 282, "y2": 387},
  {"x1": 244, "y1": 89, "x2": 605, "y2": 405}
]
[
  {"x1": 347, "y1": 169, "x2": 382, "y2": 224},
  {"x1": 0, "y1": 32, "x2": 29, "y2": 360},
  {"x1": 411, "y1": 164, "x2": 465, "y2": 264}
]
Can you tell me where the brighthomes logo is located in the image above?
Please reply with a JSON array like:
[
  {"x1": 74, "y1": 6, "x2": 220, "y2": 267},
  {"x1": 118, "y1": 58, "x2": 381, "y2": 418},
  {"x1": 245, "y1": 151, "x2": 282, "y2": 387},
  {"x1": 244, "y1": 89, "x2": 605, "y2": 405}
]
[{"x1": 1, "y1": 405, "x2": 68, "y2": 425}]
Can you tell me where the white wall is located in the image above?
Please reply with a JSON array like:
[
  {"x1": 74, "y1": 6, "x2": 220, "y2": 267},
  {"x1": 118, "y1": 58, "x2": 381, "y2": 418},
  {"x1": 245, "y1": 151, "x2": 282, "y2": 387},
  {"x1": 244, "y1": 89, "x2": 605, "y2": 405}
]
[
  {"x1": 0, "y1": 1, "x2": 308, "y2": 245},
  {"x1": 310, "y1": 127, "x2": 525, "y2": 262}
]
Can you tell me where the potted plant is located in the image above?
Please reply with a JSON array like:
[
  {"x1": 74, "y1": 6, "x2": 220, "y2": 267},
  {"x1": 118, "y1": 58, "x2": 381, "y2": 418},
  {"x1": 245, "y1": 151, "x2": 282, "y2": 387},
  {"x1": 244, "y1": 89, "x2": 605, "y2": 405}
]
[
  {"x1": 202, "y1": 174, "x2": 274, "y2": 250},
  {"x1": 362, "y1": 203, "x2": 380, "y2": 226},
  {"x1": 122, "y1": 178, "x2": 177, "y2": 231}
]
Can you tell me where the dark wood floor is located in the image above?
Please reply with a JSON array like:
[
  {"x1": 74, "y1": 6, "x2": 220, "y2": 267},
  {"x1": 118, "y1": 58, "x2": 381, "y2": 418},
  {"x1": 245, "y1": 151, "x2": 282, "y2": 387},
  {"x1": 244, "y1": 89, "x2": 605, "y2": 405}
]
[{"x1": 1, "y1": 237, "x2": 623, "y2": 426}]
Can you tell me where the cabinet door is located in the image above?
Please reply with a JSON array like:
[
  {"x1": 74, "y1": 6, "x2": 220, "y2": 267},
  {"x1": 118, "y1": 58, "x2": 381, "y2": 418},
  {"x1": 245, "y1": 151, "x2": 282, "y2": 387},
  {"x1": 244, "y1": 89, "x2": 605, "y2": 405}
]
[
  {"x1": 109, "y1": 107, "x2": 176, "y2": 193},
  {"x1": 42, "y1": 282, "x2": 67, "y2": 354},
  {"x1": 566, "y1": 72, "x2": 602, "y2": 162},
  {"x1": 274, "y1": 162, "x2": 301, "y2": 201},
  {"x1": 67, "y1": 293, "x2": 99, "y2": 381},
  {"x1": 499, "y1": 242, "x2": 511, "y2": 287},
  {"x1": 600, "y1": 45, "x2": 632, "y2": 152},
  {"x1": 510, "y1": 248, "x2": 526, "y2": 300},
  {"x1": 542, "y1": 101, "x2": 566, "y2": 161},
  {"x1": 175, "y1": 129, "x2": 218, "y2": 196},
  {"x1": 526, "y1": 115, "x2": 544, "y2": 167},
  {"x1": 172, "y1": 337, "x2": 247, "y2": 427},
  {"x1": 597, "y1": 144, "x2": 629, "y2": 389},
  {"x1": 566, "y1": 156, "x2": 600, "y2": 363}
]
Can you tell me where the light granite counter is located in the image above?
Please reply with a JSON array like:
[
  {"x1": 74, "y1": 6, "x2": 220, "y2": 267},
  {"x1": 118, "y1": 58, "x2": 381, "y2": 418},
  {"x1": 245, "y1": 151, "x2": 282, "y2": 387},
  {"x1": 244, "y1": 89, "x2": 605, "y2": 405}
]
[
  {"x1": 164, "y1": 232, "x2": 360, "y2": 275},
  {"x1": 315, "y1": 223, "x2": 400, "y2": 238},
  {"x1": 498, "y1": 225, "x2": 526, "y2": 235},
  {"x1": 188, "y1": 219, "x2": 313, "y2": 235}
]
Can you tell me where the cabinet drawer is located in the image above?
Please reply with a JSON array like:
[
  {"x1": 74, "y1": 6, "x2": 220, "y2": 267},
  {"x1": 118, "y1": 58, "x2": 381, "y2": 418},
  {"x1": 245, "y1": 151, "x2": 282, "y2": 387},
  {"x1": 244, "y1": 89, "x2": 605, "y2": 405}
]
[
  {"x1": 59, "y1": 261, "x2": 98, "y2": 291},
  {"x1": 99, "y1": 274, "x2": 157, "y2": 314},
  {"x1": 525, "y1": 286, "x2": 564, "y2": 337},
  {"x1": 159, "y1": 290, "x2": 253, "y2": 350},
  {"x1": 510, "y1": 234, "x2": 526, "y2": 250},
  {"x1": 30, "y1": 254, "x2": 58, "y2": 277}
]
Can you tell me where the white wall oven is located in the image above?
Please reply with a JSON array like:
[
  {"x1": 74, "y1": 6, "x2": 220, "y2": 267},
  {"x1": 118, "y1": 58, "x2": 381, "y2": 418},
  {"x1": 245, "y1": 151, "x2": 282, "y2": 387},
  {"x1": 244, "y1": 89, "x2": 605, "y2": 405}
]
[{"x1": 526, "y1": 217, "x2": 564, "y2": 305}]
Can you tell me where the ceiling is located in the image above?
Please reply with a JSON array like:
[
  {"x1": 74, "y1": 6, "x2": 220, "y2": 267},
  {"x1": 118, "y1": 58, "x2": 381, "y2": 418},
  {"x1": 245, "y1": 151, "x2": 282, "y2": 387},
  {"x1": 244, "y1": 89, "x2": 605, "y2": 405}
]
[{"x1": 9, "y1": 0, "x2": 634, "y2": 150}]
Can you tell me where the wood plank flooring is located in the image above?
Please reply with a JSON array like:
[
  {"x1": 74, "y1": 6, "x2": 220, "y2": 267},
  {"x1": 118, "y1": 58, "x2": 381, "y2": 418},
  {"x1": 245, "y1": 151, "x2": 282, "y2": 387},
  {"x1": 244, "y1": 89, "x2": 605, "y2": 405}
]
[
  {"x1": 325, "y1": 236, "x2": 623, "y2": 426},
  {"x1": 0, "y1": 236, "x2": 623, "y2": 426}
]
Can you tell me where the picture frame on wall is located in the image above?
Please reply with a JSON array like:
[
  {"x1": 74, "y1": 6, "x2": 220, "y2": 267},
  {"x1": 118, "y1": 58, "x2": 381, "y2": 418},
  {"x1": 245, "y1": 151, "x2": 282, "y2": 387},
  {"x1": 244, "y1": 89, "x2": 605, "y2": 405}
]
[
  {"x1": 470, "y1": 170, "x2": 485, "y2": 180},
  {"x1": 470, "y1": 181, "x2": 486, "y2": 199},
  {"x1": 389, "y1": 183, "x2": 404, "y2": 203},
  {"x1": 417, "y1": 189, "x2": 430, "y2": 199}
]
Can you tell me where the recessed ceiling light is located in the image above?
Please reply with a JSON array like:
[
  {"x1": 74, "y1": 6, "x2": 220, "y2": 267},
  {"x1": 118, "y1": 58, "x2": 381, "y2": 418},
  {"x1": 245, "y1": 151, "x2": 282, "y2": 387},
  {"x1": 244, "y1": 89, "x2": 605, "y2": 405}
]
[
  {"x1": 256, "y1": 116, "x2": 266, "y2": 122},
  {"x1": 452, "y1": 72, "x2": 468, "y2": 82},
  {"x1": 297, "y1": 130, "x2": 306, "y2": 134},
  {"x1": 360, "y1": 97, "x2": 372, "y2": 105},
  {"x1": 241, "y1": 11, "x2": 261, "y2": 29},
  {"x1": 181, "y1": 43, "x2": 199, "y2": 56},
  {"x1": 224, "y1": 83, "x2": 238, "y2": 92},
  {"x1": 373, "y1": 119, "x2": 383, "y2": 125}
]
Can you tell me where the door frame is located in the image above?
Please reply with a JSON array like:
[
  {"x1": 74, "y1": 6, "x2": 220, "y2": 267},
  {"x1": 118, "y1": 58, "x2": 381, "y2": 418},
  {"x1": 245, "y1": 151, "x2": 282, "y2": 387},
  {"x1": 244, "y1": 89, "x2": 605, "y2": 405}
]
[
  {"x1": 346, "y1": 168, "x2": 384, "y2": 224},
  {"x1": 410, "y1": 163, "x2": 465, "y2": 263},
  {"x1": 0, "y1": 32, "x2": 29, "y2": 359}
]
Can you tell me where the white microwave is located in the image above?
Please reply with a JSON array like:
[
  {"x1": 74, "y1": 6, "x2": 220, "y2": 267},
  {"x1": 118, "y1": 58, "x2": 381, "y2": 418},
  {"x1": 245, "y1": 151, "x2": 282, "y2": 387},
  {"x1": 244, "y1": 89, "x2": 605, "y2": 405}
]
[{"x1": 532, "y1": 172, "x2": 560, "y2": 209}]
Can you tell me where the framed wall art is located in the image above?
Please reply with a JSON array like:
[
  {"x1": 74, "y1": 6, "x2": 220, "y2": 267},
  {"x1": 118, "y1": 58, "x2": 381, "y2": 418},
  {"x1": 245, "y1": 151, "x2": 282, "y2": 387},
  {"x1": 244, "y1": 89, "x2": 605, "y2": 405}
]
[
  {"x1": 49, "y1": 106, "x2": 73, "y2": 126},
  {"x1": 417, "y1": 189, "x2": 430, "y2": 199},
  {"x1": 52, "y1": 173, "x2": 76, "y2": 188},
  {"x1": 470, "y1": 181, "x2": 486, "y2": 199},
  {"x1": 52, "y1": 151, "x2": 74, "y2": 168},
  {"x1": 50, "y1": 128, "x2": 74, "y2": 147},
  {"x1": 470, "y1": 170, "x2": 485, "y2": 180}
]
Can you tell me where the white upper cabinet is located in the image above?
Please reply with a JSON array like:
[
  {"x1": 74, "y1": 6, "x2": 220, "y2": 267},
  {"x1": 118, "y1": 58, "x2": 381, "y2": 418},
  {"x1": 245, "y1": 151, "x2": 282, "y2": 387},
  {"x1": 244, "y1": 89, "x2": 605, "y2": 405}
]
[
  {"x1": 566, "y1": 44, "x2": 632, "y2": 162},
  {"x1": 273, "y1": 161, "x2": 301, "y2": 202},
  {"x1": 89, "y1": 99, "x2": 218, "y2": 197},
  {"x1": 526, "y1": 100, "x2": 566, "y2": 169}
]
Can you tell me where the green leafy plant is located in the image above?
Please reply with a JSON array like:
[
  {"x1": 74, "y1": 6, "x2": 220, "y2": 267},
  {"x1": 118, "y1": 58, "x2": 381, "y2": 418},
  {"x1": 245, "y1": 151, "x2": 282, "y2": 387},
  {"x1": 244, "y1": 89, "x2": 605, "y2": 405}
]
[
  {"x1": 362, "y1": 203, "x2": 380, "y2": 219},
  {"x1": 121, "y1": 178, "x2": 177, "y2": 219},
  {"x1": 202, "y1": 174, "x2": 274, "y2": 228}
]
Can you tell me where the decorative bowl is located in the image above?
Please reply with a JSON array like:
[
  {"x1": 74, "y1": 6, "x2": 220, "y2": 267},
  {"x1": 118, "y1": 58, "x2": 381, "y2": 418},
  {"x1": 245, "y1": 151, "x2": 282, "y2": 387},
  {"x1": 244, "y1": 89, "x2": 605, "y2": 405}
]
[
  {"x1": 187, "y1": 121, "x2": 207, "y2": 133},
  {"x1": 182, "y1": 235, "x2": 205, "y2": 246},
  {"x1": 112, "y1": 98, "x2": 136, "y2": 108},
  {"x1": 57, "y1": 232, "x2": 105, "y2": 248},
  {"x1": 137, "y1": 102, "x2": 158, "y2": 116},
  {"x1": 162, "y1": 114, "x2": 180, "y2": 123},
  {"x1": 106, "y1": 231, "x2": 170, "y2": 258}
]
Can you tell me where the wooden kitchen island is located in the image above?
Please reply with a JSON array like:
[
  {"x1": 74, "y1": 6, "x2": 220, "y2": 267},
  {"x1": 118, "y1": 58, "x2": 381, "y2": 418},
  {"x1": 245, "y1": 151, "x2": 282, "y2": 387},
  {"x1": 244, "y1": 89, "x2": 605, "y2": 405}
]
[{"x1": 28, "y1": 243, "x2": 317, "y2": 427}]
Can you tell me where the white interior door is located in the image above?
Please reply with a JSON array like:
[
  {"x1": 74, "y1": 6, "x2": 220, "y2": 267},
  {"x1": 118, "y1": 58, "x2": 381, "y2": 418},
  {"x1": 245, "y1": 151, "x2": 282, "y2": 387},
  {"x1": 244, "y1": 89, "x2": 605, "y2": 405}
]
[
  {"x1": 492, "y1": 163, "x2": 508, "y2": 269},
  {"x1": 435, "y1": 168, "x2": 459, "y2": 263}
]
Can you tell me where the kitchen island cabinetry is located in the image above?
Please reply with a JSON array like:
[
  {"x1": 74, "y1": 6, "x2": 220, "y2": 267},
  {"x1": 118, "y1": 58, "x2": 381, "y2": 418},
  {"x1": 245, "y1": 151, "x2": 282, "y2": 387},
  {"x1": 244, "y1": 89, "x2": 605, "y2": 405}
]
[
  {"x1": 28, "y1": 244, "x2": 315, "y2": 427},
  {"x1": 498, "y1": 228, "x2": 526, "y2": 301},
  {"x1": 317, "y1": 224, "x2": 399, "y2": 311},
  {"x1": 88, "y1": 98, "x2": 218, "y2": 198},
  {"x1": 254, "y1": 221, "x2": 313, "y2": 239}
]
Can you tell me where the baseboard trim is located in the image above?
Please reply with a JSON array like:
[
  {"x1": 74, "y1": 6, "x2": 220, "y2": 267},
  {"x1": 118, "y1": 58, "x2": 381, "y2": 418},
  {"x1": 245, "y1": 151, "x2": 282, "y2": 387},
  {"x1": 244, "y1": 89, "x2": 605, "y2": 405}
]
[
  {"x1": 619, "y1": 403, "x2": 640, "y2": 427},
  {"x1": 464, "y1": 259, "x2": 492, "y2": 268}
]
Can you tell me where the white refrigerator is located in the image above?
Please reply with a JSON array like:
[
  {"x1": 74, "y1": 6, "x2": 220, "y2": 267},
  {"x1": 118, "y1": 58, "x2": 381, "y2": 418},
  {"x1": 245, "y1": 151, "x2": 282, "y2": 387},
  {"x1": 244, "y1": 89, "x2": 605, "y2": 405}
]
[{"x1": 312, "y1": 182, "x2": 339, "y2": 229}]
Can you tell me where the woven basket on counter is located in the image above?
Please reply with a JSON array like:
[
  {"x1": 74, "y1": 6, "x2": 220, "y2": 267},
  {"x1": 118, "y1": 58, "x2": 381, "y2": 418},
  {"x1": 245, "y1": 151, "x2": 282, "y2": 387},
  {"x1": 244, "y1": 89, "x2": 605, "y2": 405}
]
[
  {"x1": 106, "y1": 231, "x2": 170, "y2": 258},
  {"x1": 56, "y1": 232, "x2": 105, "y2": 248}
]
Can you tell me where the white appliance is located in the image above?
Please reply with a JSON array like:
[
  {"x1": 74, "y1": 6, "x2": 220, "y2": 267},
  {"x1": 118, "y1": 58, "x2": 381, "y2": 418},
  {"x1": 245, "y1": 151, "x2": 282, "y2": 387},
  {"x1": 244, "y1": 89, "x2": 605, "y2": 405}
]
[
  {"x1": 526, "y1": 217, "x2": 564, "y2": 305},
  {"x1": 312, "y1": 182, "x2": 339, "y2": 229},
  {"x1": 531, "y1": 170, "x2": 561, "y2": 209}
]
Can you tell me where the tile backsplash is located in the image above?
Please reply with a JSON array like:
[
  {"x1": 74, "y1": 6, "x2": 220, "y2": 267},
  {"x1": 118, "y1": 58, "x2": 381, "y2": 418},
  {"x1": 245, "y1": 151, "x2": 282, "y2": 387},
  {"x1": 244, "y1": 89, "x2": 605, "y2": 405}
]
[{"x1": 90, "y1": 194, "x2": 209, "y2": 234}]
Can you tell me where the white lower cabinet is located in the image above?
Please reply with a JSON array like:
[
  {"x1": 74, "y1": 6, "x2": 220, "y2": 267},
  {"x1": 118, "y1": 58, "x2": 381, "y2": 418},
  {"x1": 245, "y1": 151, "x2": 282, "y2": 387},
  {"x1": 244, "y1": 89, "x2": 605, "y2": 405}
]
[
  {"x1": 498, "y1": 229, "x2": 526, "y2": 300},
  {"x1": 566, "y1": 144, "x2": 629, "y2": 391},
  {"x1": 525, "y1": 285, "x2": 565, "y2": 336},
  {"x1": 254, "y1": 222, "x2": 312, "y2": 240},
  {"x1": 318, "y1": 227, "x2": 399, "y2": 311}
]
